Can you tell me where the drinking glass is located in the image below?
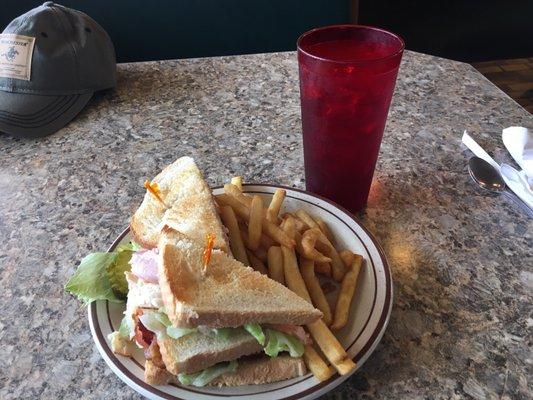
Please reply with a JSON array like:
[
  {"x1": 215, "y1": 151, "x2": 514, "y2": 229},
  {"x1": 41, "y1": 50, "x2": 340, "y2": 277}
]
[{"x1": 298, "y1": 25, "x2": 404, "y2": 212}]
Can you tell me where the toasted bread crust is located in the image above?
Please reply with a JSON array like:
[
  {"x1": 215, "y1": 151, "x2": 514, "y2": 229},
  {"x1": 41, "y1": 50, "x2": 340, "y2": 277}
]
[
  {"x1": 209, "y1": 356, "x2": 307, "y2": 386},
  {"x1": 130, "y1": 156, "x2": 229, "y2": 251},
  {"x1": 158, "y1": 229, "x2": 322, "y2": 328}
]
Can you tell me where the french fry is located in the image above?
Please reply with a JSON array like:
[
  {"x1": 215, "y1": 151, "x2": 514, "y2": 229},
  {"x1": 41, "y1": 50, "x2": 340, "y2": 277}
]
[
  {"x1": 301, "y1": 228, "x2": 332, "y2": 263},
  {"x1": 315, "y1": 218, "x2": 334, "y2": 243},
  {"x1": 296, "y1": 209, "x2": 320, "y2": 230},
  {"x1": 266, "y1": 189, "x2": 286, "y2": 223},
  {"x1": 230, "y1": 176, "x2": 243, "y2": 191},
  {"x1": 281, "y1": 215, "x2": 297, "y2": 240},
  {"x1": 329, "y1": 250, "x2": 346, "y2": 283},
  {"x1": 301, "y1": 258, "x2": 332, "y2": 326},
  {"x1": 294, "y1": 230, "x2": 306, "y2": 255},
  {"x1": 217, "y1": 193, "x2": 295, "y2": 248},
  {"x1": 219, "y1": 205, "x2": 249, "y2": 266},
  {"x1": 331, "y1": 254, "x2": 364, "y2": 331},
  {"x1": 246, "y1": 250, "x2": 268, "y2": 275},
  {"x1": 306, "y1": 319, "x2": 347, "y2": 365},
  {"x1": 335, "y1": 357, "x2": 356, "y2": 375},
  {"x1": 248, "y1": 195, "x2": 263, "y2": 250},
  {"x1": 295, "y1": 230, "x2": 330, "y2": 277},
  {"x1": 281, "y1": 246, "x2": 312, "y2": 303},
  {"x1": 339, "y1": 250, "x2": 355, "y2": 269},
  {"x1": 267, "y1": 246, "x2": 284, "y2": 284},
  {"x1": 315, "y1": 261, "x2": 332, "y2": 277},
  {"x1": 224, "y1": 183, "x2": 252, "y2": 207},
  {"x1": 314, "y1": 232, "x2": 346, "y2": 282},
  {"x1": 303, "y1": 345, "x2": 335, "y2": 382},
  {"x1": 289, "y1": 214, "x2": 308, "y2": 232},
  {"x1": 238, "y1": 225, "x2": 268, "y2": 262}
]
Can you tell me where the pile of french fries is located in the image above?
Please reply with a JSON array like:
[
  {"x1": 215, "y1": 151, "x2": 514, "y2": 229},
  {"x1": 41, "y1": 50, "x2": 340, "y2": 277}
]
[{"x1": 215, "y1": 177, "x2": 365, "y2": 382}]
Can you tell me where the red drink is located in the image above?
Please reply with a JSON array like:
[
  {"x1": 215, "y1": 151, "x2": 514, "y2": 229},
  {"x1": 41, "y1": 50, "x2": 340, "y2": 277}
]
[{"x1": 298, "y1": 25, "x2": 404, "y2": 212}]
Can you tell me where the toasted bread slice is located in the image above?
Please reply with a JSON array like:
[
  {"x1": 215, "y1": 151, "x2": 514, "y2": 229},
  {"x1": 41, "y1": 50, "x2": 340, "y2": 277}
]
[
  {"x1": 158, "y1": 329, "x2": 263, "y2": 375},
  {"x1": 158, "y1": 229, "x2": 322, "y2": 328},
  {"x1": 209, "y1": 355, "x2": 307, "y2": 387},
  {"x1": 144, "y1": 355, "x2": 307, "y2": 386},
  {"x1": 130, "y1": 156, "x2": 229, "y2": 251}
]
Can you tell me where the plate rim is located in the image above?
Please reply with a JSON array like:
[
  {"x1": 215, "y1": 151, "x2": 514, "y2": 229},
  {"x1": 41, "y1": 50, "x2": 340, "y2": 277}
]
[{"x1": 88, "y1": 183, "x2": 393, "y2": 400}]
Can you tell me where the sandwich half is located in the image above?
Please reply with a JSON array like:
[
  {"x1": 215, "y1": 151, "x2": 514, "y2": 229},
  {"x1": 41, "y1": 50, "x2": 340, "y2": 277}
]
[
  {"x1": 110, "y1": 231, "x2": 321, "y2": 386},
  {"x1": 130, "y1": 156, "x2": 229, "y2": 251},
  {"x1": 142, "y1": 228, "x2": 321, "y2": 386}
]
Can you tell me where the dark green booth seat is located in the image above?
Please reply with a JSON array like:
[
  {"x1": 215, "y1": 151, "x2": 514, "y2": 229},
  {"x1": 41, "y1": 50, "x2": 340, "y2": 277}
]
[{"x1": 1, "y1": 0, "x2": 352, "y2": 62}]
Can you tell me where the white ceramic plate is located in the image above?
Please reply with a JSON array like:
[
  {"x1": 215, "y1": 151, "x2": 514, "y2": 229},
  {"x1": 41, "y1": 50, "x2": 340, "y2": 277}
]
[{"x1": 89, "y1": 184, "x2": 392, "y2": 400}]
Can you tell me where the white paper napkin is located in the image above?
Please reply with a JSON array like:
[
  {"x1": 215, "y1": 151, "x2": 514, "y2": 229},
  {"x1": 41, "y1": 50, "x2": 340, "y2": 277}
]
[{"x1": 462, "y1": 129, "x2": 533, "y2": 210}]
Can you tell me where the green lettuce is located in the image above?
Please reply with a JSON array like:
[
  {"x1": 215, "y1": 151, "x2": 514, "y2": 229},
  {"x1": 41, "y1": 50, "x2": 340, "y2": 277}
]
[
  {"x1": 141, "y1": 310, "x2": 197, "y2": 340},
  {"x1": 178, "y1": 361, "x2": 238, "y2": 386},
  {"x1": 128, "y1": 241, "x2": 143, "y2": 252},
  {"x1": 65, "y1": 252, "x2": 121, "y2": 304},
  {"x1": 118, "y1": 313, "x2": 136, "y2": 340},
  {"x1": 65, "y1": 241, "x2": 139, "y2": 304},
  {"x1": 167, "y1": 326, "x2": 198, "y2": 340},
  {"x1": 107, "y1": 248, "x2": 134, "y2": 299},
  {"x1": 264, "y1": 329, "x2": 304, "y2": 358},
  {"x1": 138, "y1": 311, "x2": 167, "y2": 340},
  {"x1": 244, "y1": 323, "x2": 266, "y2": 345},
  {"x1": 213, "y1": 328, "x2": 235, "y2": 341}
]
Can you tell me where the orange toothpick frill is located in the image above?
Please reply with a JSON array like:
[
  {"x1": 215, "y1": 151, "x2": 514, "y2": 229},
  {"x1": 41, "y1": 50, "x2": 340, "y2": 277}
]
[
  {"x1": 203, "y1": 233, "x2": 216, "y2": 268},
  {"x1": 144, "y1": 180, "x2": 167, "y2": 206}
]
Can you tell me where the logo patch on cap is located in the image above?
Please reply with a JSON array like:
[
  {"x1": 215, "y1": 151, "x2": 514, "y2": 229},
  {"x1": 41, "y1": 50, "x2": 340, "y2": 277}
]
[{"x1": 0, "y1": 34, "x2": 36, "y2": 81}]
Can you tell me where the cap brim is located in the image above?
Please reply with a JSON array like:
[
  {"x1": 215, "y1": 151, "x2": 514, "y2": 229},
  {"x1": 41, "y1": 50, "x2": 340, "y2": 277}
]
[{"x1": 0, "y1": 91, "x2": 92, "y2": 138}]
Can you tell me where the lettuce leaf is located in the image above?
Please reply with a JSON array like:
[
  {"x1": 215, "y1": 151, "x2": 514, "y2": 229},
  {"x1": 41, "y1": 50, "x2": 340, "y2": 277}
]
[
  {"x1": 138, "y1": 311, "x2": 167, "y2": 340},
  {"x1": 141, "y1": 310, "x2": 197, "y2": 340},
  {"x1": 129, "y1": 241, "x2": 143, "y2": 252},
  {"x1": 244, "y1": 323, "x2": 266, "y2": 345},
  {"x1": 213, "y1": 328, "x2": 235, "y2": 341},
  {"x1": 107, "y1": 249, "x2": 133, "y2": 299},
  {"x1": 178, "y1": 361, "x2": 238, "y2": 387},
  {"x1": 65, "y1": 241, "x2": 139, "y2": 304},
  {"x1": 118, "y1": 313, "x2": 136, "y2": 340},
  {"x1": 65, "y1": 252, "x2": 121, "y2": 304},
  {"x1": 264, "y1": 329, "x2": 304, "y2": 358},
  {"x1": 167, "y1": 326, "x2": 198, "y2": 340}
]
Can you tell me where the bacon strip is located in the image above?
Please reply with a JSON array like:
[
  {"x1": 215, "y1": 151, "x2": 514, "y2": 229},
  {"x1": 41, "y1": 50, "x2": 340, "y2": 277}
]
[{"x1": 134, "y1": 309, "x2": 154, "y2": 348}]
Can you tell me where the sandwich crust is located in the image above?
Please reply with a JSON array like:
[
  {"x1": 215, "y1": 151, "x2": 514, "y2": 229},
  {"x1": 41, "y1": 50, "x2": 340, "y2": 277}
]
[
  {"x1": 144, "y1": 355, "x2": 307, "y2": 387},
  {"x1": 158, "y1": 229, "x2": 322, "y2": 328},
  {"x1": 209, "y1": 355, "x2": 307, "y2": 387}
]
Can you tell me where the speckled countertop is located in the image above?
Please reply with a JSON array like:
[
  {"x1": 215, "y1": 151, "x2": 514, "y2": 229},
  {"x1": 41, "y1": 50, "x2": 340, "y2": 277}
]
[{"x1": 1, "y1": 51, "x2": 532, "y2": 400}]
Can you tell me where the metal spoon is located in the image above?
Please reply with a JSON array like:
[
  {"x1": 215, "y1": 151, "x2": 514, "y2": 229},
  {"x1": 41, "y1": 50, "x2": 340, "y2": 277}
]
[{"x1": 468, "y1": 156, "x2": 533, "y2": 217}]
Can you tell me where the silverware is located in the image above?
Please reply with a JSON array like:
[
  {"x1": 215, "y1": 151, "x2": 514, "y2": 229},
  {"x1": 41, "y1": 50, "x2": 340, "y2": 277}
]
[{"x1": 468, "y1": 156, "x2": 533, "y2": 217}]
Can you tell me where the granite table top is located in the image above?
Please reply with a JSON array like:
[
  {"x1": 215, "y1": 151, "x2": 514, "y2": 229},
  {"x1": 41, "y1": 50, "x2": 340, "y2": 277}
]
[{"x1": 0, "y1": 50, "x2": 531, "y2": 400}]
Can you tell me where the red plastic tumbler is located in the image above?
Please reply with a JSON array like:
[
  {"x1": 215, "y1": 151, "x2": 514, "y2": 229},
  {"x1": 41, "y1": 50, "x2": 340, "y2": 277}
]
[{"x1": 298, "y1": 25, "x2": 404, "y2": 212}]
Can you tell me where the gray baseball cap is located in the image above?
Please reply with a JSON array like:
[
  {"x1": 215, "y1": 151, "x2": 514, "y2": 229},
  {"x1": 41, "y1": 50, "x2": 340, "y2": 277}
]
[{"x1": 0, "y1": 2, "x2": 116, "y2": 138}]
